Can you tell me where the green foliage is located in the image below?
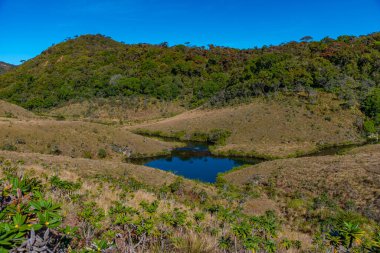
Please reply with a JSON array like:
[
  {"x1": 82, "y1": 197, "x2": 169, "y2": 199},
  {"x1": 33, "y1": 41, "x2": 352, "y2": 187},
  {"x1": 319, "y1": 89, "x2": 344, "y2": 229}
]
[
  {"x1": 1, "y1": 33, "x2": 379, "y2": 120},
  {"x1": 161, "y1": 208, "x2": 188, "y2": 228},
  {"x1": 139, "y1": 200, "x2": 159, "y2": 214},
  {"x1": 364, "y1": 119, "x2": 377, "y2": 134},
  {"x1": 97, "y1": 148, "x2": 107, "y2": 159},
  {"x1": 0, "y1": 144, "x2": 17, "y2": 151},
  {"x1": 78, "y1": 202, "x2": 105, "y2": 228},
  {"x1": 82, "y1": 150, "x2": 93, "y2": 159},
  {"x1": 49, "y1": 175, "x2": 82, "y2": 194},
  {"x1": 1, "y1": 153, "x2": 379, "y2": 252},
  {"x1": 362, "y1": 88, "x2": 380, "y2": 131},
  {"x1": 0, "y1": 174, "x2": 66, "y2": 251}
]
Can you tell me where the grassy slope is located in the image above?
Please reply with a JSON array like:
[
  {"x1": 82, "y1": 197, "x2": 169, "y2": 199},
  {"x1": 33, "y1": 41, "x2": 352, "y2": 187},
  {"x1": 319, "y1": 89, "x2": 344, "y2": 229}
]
[
  {"x1": 0, "y1": 100, "x2": 37, "y2": 119},
  {"x1": 48, "y1": 97, "x2": 185, "y2": 123},
  {"x1": 223, "y1": 144, "x2": 380, "y2": 221},
  {"x1": 0, "y1": 150, "x2": 186, "y2": 189},
  {"x1": 0, "y1": 101, "x2": 178, "y2": 159},
  {"x1": 0, "y1": 150, "x2": 312, "y2": 249},
  {"x1": 131, "y1": 93, "x2": 364, "y2": 158},
  {"x1": 0, "y1": 117, "x2": 178, "y2": 159}
]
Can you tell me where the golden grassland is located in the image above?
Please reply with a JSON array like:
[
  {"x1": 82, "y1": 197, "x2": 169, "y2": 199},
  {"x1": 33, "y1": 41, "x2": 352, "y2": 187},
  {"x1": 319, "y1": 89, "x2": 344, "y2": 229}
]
[
  {"x1": 0, "y1": 117, "x2": 179, "y2": 160},
  {"x1": 222, "y1": 144, "x2": 380, "y2": 222},
  {"x1": 48, "y1": 97, "x2": 185, "y2": 124},
  {"x1": 0, "y1": 100, "x2": 37, "y2": 119},
  {"x1": 130, "y1": 93, "x2": 364, "y2": 158},
  {"x1": 0, "y1": 150, "x2": 312, "y2": 250}
]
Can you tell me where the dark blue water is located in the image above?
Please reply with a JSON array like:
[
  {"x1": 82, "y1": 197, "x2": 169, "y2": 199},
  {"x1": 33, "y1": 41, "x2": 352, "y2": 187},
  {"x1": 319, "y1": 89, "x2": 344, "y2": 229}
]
[{"x1": 130, "y1": 143, "x2": 262, "y2": 183}]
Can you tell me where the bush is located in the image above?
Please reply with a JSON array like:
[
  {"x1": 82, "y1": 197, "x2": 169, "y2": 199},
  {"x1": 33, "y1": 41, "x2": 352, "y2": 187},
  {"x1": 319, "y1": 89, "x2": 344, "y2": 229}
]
[
  {"x1": 50, "y1": 145, "x2": 62, "y2": 155},
  {"x1": 82, "y1": 151, "x2": 93, "y2": 159},
  {"x1": 0, "y1": 174, "x2": 67, "y2": 251},
  {"x1": 363, "y1": 119, "x2": 377, "y2": 134},
  {"x1": 1, "y1": 144, "x2": 17, "y2": 151},
  {"x1": 97, "y1": 148, "x2": 107, "y2": 159}
]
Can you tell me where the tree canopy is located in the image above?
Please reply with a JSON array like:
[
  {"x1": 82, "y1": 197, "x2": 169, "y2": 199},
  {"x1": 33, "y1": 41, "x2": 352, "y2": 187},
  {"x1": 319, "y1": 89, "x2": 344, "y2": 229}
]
[{"x1": 0, "y1": 33, "x2": 379, "y2": 126}]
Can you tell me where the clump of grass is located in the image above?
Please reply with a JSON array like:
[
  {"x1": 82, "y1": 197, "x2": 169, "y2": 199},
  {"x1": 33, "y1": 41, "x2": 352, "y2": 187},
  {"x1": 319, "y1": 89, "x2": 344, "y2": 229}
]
[
  {"x1": 49, "y1": 145, "x2": 62, "y2": 155},
  {"x1": 1, "y1": 143, "x2": 17, "y2": 151},
  {"x1": 97, "y1": 148, "x2": 107, "y2": 159},
  {"x1": 82, "y1": 150, "x2": 93, "y2": 159}
]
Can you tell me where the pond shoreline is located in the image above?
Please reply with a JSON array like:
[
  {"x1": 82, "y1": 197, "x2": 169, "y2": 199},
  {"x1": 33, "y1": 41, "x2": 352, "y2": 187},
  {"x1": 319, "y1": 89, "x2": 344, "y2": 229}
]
[{"x1": 131, "y1": 130, "x2": 371, "y2": 161}]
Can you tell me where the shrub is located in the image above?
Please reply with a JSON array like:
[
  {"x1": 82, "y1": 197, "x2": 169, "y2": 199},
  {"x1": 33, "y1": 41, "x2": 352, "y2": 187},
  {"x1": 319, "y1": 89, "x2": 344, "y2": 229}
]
[
  {"x1": 0, "y1": 174, "x2": 68, "y2": 251},
  {"x1": 50, "y1": 145, "x2": 62, "y2": 155},
  {"x1": 97, "y1": 148, "x2": 107, "y2": 159},
  {"x1": 82, "y1": 151, "x2": 93, "y2": 159},
  {"x1": 50, "y1": 175, "x2": 82, "y2": 195},
  {"x1": 1, "y1": 144, "x2": 17, "y2": 151},
  {"x1": 363, "y1": 119, "x2": 377, "y2": 134}
]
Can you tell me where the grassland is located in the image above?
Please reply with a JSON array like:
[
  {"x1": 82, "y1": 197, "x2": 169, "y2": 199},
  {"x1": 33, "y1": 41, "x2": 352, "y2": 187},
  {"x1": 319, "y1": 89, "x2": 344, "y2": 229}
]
[
  {"x1": 131, "y1": 93, "x2": 364, "y2": 159},
  {"x1": 0, "y1": 97, "x2": 379, "y2": 252},
  {"x1": 48, "y1": 97, "x2": 185, "y2": 124},
  {"x1": 0, "y1": 100, "x2": 37, "y2": 119},
  {"x1": 222, "y1": 144, "x2": 380, "y2": 223},
  {"x1": 0, "y1": 149, "x2": 314, "y2": 251},
  {"x1": 0, "y1": 100, "x2": 179, "y2": 160}
]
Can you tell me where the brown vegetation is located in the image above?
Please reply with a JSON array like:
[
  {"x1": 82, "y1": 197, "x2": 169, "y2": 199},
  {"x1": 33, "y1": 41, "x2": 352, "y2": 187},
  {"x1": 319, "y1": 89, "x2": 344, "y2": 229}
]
[
  {"x1": 0, "y1": 117, "x2": 177, "y2": 160},
  {"x1": 223, "y1": 144, "x2": 380, "y2": 221},
  {"x1": 132, "y1": 93, "x2": 364, "y2": 158}
]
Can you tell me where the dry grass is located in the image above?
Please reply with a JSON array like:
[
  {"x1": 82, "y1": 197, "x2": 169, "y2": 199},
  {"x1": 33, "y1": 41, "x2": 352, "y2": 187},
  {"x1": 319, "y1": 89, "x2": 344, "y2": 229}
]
[
  {"x1": 48, "y1": 97, "x2": 185, "y2": 124},
  {"x1": 0, "y1": 117, "x2": 178, "y2": 160},
  {"x1": 0, "y1": 150, "x2": 177, "y2": 187},
  {"x1": 0, "y1": 100, "x2": 36, "y2": 119},
  {"x1": 131, "y1": 93, "x2": 364, "y2": 158},
  {"x1": 223, "y1": 144, "x2": 380, "y2": 220}
]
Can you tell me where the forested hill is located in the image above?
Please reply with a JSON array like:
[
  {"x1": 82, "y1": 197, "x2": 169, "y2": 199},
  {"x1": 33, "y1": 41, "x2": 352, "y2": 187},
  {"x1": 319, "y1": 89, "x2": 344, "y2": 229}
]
[
  {"x1": 0, "y1": 61, "x2": 15, "y2": 74},
  {"x1": 0, "y1": 33, "x2": 379, "y2": 121}
]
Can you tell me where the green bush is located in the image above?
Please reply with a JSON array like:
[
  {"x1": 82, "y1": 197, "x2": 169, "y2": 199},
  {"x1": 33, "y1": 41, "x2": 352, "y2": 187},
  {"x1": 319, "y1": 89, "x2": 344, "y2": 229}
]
[
  {"x1": 0, "y1": 174, "x2": 67, "y2": 251},
  {"x1": 1, "y1": 144, "x2": 17, "y2": 151},
  {"x1": 363, "y1": 119, "x2": 377, "y2": 134},
  {"x1": 97, "y1": 148, "x2": 107, "y2": 159}
]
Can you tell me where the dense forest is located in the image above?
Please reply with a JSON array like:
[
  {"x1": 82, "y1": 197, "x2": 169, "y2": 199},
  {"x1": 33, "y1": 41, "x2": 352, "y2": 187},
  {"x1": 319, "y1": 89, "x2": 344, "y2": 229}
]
[{"x1": 0, "y1": 33, "x2": 379, "y2": 130}]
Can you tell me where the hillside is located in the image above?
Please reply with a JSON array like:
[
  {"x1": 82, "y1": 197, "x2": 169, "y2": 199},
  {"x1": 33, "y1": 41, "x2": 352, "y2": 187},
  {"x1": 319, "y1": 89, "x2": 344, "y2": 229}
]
[
  {"x1": 131, "y1": 93, "x2": 364, "y2": 158},
  {"x1": 0, "y1": 99, "x2": 36, "y2": 119},
  {"x1": 0, "y1": 61, "x2": 14, "y2": 74},
  {"x1": 0, "y1": 117, "x2": 178, "y2": 160},
  {"x1": 0, "y1": 34, "x2": 378, "y2": 120},
  {"x1": 222, "y1": 144, "x2": 380, "y2": 223},
  {"x1": 1, "y1": 142, "x2": 379, "y2": 252},
  {"x1": 48, "y1": 97, "x2": 185, "y2": 123},
  {"x1": 0, "y1": 32, "x2": 379, "y2": 252}
]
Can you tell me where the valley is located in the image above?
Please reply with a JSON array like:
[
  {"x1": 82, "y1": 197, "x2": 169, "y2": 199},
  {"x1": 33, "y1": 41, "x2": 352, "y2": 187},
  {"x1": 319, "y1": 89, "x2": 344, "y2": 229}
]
[{"x1": 0, "y1": 31, "x2": 379, "y2": 252}]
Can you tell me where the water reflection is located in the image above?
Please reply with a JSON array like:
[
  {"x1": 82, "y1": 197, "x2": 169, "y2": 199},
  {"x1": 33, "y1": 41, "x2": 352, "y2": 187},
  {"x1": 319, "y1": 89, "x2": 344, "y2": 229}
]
[{"x1": 129, "y1": 143, "x2": 262, "y2": 183}]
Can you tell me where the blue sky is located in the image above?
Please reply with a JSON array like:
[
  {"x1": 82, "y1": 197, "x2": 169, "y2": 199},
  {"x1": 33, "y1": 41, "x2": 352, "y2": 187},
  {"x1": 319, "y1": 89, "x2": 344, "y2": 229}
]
[{"x1": 1, "y1": 0, "x2": 379, "y2": 65}]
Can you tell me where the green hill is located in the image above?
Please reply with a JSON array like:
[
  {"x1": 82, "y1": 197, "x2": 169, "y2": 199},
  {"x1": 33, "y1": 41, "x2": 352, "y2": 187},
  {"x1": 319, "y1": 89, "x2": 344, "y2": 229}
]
[{"x1": 0, "y1": 33, "x2": 379, "y2": 128}]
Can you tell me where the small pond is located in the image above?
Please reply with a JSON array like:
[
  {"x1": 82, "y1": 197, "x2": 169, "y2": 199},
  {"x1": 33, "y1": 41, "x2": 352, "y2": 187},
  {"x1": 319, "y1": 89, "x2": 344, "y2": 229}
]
[{"x1": 129, "y1": 143, "x2": 262, "y2": 183}]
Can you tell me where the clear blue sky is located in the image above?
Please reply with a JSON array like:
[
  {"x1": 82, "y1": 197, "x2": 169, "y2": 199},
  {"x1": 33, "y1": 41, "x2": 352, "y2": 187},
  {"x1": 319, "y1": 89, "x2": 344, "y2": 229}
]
[{"x1": 1, "y1": 0, "x2": 379, "y2": 65}]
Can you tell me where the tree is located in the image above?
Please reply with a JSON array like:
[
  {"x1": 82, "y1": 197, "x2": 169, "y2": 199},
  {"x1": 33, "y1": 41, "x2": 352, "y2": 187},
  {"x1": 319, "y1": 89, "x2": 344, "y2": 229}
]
[{"x1": 300, "y1": 36, "x2": 313, "y2": 42}]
